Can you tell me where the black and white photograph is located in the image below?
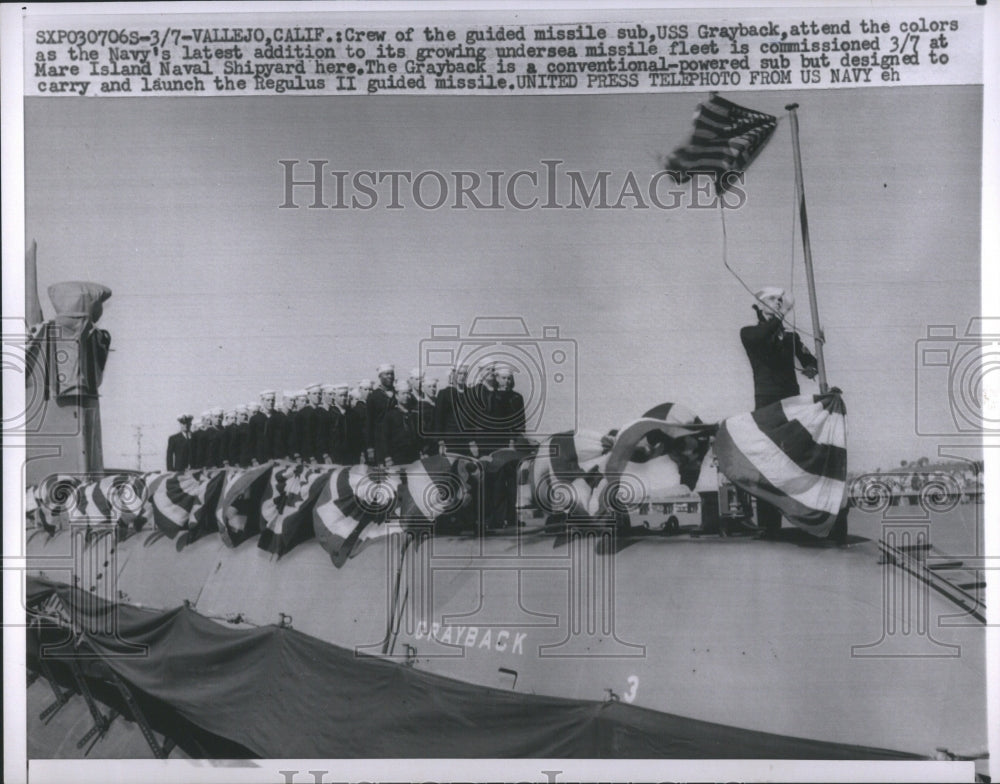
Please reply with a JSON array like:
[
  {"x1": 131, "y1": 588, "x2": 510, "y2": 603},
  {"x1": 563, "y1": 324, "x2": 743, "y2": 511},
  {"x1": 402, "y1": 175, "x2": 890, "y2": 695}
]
[{"x1": 3, "y1": 2, "x2": 997, "y2": 782}]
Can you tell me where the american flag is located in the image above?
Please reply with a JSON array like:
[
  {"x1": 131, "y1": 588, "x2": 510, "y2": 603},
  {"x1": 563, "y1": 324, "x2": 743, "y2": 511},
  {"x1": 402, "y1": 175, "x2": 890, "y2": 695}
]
[
  {"x1": 663, "y1": 94, "x2": 778, "y2": 194},
  {"x1": 714, "y1": 392, "x2": 848, "y2": 536}
]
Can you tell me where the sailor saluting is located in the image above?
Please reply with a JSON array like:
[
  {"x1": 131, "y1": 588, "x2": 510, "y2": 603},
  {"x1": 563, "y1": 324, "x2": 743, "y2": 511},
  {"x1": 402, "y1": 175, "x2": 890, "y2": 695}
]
[
  {"x1": 740, "y1": 286, "x2": 818, "y2": 411},
  {"x1": 740, "y1": 287, "x2": 818, "y2": 538}
]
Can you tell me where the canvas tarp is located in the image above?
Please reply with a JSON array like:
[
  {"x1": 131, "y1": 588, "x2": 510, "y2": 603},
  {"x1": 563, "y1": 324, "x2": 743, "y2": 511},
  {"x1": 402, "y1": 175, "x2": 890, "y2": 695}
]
[{"x1": 26, "y1": 576, "x2": 921, "y2": 761}]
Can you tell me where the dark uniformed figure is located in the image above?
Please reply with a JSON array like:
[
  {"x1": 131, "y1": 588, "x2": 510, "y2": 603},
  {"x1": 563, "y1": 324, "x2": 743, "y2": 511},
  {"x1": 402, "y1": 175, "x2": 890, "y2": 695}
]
[
  {"x1": 434, "y1": 365, "x2": 472, "y2": 455},
  {"x1": 235, "y1": 405, "x2": 253, "y2": 467},
  {"x1": 366, "y1": 364, "x2": 397, "y2": 464},
  {"x1": 740, "y1": 287, "x2": 818, "y2": 537},
  {"x1": 328, "y1": 383, "x2": 355, "y2": 464},
  {"x1": 406, "y1": 368, "x2": 424, "y2": 413},
  {"x1": 166, "y1": 413, "x2": 194, "y2": 471},
  {"x1": 380, "y1": 381, "x2": 423, "y2": 467},
  {"x1": 221, "y1": 410, "x2": 239, "y2": 467},
  {"x1": 269, "y1": 392, "x2": 293, "y2": 461},
  {"x1": 467, "y1": 362, "x2": 500, "y2": 457},
  {"x1": 286, "y1": 389, "x2": 308, "y2": 461},
  {"x1": 416, "y1": 377, "x2": 438, "y2": 450},
  {"x1": 296, "y1": 384, "x2": 322, "y2": 462},
  {"x1": 491, "y1": 364, "x2": 526, "y2": 445},
  {"x1": 249, "y1": 391, "x2": 275, "y2": 464},
  {"x1": 347, "y1": 385, "x2": 368, "y2": 465},
  {"x1": 314, "y1": 385, "x2": 336, "y2": 463},
  {"x1": 484, "y1": 363, "x2": 526, "y2": 528},
  {"x1": 189, "y1": 412, "x2": 210, "y2": 469},
  {"x1": 740, "y1": 287, "x2": 818, "y2": 411},
  {"x1": 202, "y1": 408, "x2": 225, "y2": 469}
]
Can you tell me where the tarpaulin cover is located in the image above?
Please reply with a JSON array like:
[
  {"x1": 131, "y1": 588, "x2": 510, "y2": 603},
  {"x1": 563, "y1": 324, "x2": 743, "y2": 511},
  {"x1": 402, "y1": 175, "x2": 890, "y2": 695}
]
[{"x1": 26, "y1": 576, "x2": 921, "y2": 761}]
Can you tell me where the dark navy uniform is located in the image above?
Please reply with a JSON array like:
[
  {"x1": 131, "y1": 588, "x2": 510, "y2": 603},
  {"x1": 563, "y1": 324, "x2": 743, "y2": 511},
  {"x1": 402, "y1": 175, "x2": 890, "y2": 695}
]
[
  {"x1": 740, "y1": 314, "x2": 817, "y2": 410},
  {"x1": 434, "y1": 385, "x2": 472, "y2": 455},
  {"x1": 313, "y1": 405, "x2": 333, "y2": 462},
  {"x1": 269, "y1": 409, "x2": 290, "y2": 460},
  {"x1": 166, "y1": 431, "x2": 192, "y2": 471},
  {"x1": 344, "y1": 405, "x2": 365, "y2": 465},
  {"x1": 366, "y1": 386, "x2": 396, "y2": 462},
  {"x1": 379, "y1": 405, "x2": 422, "y2": 466}
]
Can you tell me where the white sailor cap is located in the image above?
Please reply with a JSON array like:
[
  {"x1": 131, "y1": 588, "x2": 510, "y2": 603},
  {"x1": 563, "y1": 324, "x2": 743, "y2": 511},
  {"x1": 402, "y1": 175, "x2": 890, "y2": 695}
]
[
  {"x1": 283, "y1": 390, "x2": 296, "y2": 400},
  {"x1": 211, "y1": 407, "x2": 224, "y2": 416},
  {"x1": 377, "y1": 363, "x2": 395, "y2": 375},
  {"x1": 394, "y1": 379, "x2": 412, "y2": 393},
  {"x1": 320, "y1": 383, "x2": 337, "y2": 393},
  {"x1": 259, "y1": 389, "x2": 276, "y2": 398},
  {"x1": 754, "y1": 286, "x2": 793, "y2": 315},
  {"x1": 408, "y1": 367, "x2": 424, "y2": 380},
  {"x1": 294, "y1": 389, "x2": 308, "y2": 399},
  {"x1": 235, "y1": 404, "x2": 248, "y2": 412},
  {"x1": 494, "y1": 362, "x2": 515, "y2": 376},
  {"x1": 333, "y1": 382, "x2": 350, "y2": 391},
  {"x1": 305, "y1": 382, "x2": 323, "y2": 391},
  {"x1": 755, "y1": 285, "x2": 784, "y2": 300},
  {"x1": 359, "y1": 379, "x2": 375, "y2": 390}
]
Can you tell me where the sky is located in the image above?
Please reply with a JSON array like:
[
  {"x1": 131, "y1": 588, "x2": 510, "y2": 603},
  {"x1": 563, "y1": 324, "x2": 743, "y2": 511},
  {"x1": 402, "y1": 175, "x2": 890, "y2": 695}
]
[{"x1": 24, "y1": 85, "x2": 982, "y2": 472}]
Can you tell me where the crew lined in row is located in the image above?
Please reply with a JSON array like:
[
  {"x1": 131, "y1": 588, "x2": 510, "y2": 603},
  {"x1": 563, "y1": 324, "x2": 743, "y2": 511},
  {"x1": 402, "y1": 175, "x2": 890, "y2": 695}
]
[{"x1": 166, "y1": 363, "x2": 527, "y2": 471}]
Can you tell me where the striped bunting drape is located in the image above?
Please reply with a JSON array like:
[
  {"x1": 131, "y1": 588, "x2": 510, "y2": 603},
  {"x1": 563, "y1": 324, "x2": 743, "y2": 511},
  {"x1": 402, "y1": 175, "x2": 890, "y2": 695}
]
[
  {"x1": 714, "y1": 393, "x2": 847, "y2": 537},
  {"x1": 312, "y1": 454, "x2": 479, "y2": 566},
  {"x1": 664, "y1": 93, "x2": 778, "y2": 194},
  {"x1": 215, "y1": 462, "x2": 274, "y2": 547}
]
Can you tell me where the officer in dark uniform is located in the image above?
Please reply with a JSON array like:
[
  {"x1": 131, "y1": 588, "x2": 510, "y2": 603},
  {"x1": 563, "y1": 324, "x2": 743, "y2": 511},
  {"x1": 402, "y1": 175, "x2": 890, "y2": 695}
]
[
  {"x1": 740, "y1": 287, "x2": 818, "y2": 537},
  {"x1": 166, "y1": 413, "x2": 193, "y2": 471},
  {"x1": 380, "y1": 380, "x2": 423, "y2": 467},
  {"x1": 366, "y1": 364, "x2": 397, "y2": 464}
]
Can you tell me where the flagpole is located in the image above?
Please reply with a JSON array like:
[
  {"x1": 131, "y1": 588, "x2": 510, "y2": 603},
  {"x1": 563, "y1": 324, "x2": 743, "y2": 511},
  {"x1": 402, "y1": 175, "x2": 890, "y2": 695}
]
[{"x1": 784, "y1": 103, "x2": 829, "y2": 394}]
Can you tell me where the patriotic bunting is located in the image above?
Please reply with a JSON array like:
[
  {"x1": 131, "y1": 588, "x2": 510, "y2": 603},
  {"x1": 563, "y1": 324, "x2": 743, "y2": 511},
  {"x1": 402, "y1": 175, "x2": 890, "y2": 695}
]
[{"x1": 714, "y1": 393, "x2": 848, "y2": 536}]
